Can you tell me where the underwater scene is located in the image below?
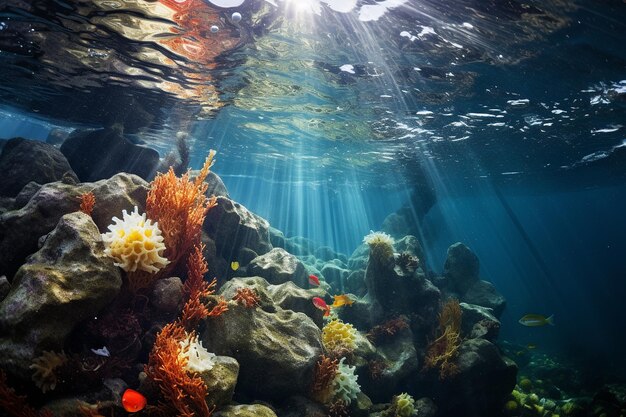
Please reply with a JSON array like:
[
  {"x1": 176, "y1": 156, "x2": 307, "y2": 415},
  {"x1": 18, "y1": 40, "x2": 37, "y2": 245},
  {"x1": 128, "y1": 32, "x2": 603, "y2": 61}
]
[{"x1": 0, "y1": 0, "x2": 625, "y2": 416}]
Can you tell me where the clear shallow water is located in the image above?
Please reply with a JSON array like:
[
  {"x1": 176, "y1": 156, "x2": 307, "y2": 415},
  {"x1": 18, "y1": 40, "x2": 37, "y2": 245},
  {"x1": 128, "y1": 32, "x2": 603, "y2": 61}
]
[{"x1": 1, "y1": 0, "x2": 626, "y2": 393}]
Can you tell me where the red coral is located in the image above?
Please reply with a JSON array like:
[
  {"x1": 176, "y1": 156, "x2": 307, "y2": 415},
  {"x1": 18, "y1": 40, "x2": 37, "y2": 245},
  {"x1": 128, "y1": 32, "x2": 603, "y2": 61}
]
[
  {"x1": 79, "y1": 192, "x2": 96, "y2": 216},
  {"x1": 232, "y1": 287, "x2": 260, "y2": 308},
  {"x1": 366, "y1": 315, "x2": 409, "y2": 344},
  {"x1": 0, "y1": 370, "x2": 53, "y2": 417},
  {"x1": 310, "y1": 355, "x2": 338, "y2": 404}
]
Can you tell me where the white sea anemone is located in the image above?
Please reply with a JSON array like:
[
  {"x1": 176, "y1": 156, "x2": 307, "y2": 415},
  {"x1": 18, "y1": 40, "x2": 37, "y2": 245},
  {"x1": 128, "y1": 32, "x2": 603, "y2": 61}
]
[
  {"x1": 101, "y1": 206, "x2": 169, "y2": 273},
  {"x1": 363, "y1": 230, "x2": 395, "y2": 247},
  {"x1": 179, "y1": 334, "x2": 216, "y2": 373}
]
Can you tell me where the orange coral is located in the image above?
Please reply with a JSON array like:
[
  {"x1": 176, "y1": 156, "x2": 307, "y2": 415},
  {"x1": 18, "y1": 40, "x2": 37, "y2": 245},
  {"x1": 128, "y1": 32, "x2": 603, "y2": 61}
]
[
  {"x1": 145, "y1": 244, "x2": 226, "y2": 416},
  {"x1": 310, "y1": 355, "x2": 339, "y2": 404},
  {"x1": 180, "y1": 244, "x2": 228, "y2": 330},
  {"x1": 0, "y1": 370, "x2": 53, "y2": 417},
  {"x1": 145, "y1": 323, "x2": 213, "y2": 417},
  {"x1": 424, "y1": 299, "x2": 462, "y2": 380},
  {"x1": 232, "y1": 287, "x2": 261, "y2": 308},
  {"x1": 146, "y1": 151, "x2": 217, "y2": 275},
  {"x1": 79, "y1": 192, "x2": 96, "y2": 216}
]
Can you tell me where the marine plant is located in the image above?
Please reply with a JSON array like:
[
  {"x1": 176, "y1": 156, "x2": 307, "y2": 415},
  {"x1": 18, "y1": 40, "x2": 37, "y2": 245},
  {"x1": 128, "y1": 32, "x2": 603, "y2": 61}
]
[
  {"x1": 363, "y1": 230, "x2": 395, "y2": 260},
  {"x1": 322, "y1": 319, "x2": 357, "y2": 356},
  {"x1": 78, "y1": 191, "x2": 95, "y2": 216},
  {"x1": 232, "y1": 287, "x2": 261, "y2": 308},
  {"x1": 101, "y1": 206, "x2": 169, "y2": 274},
  {"x1": 0, "y1": 370, "x2": 53, "y2": 417},
  {"x1": 424, "y1": 298, "x2": 463, "y2": 380}
]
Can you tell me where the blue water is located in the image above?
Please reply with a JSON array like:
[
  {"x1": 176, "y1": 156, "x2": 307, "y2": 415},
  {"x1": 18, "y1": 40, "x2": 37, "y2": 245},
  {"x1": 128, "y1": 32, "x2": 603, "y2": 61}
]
[{"x1": 1, "y1": 0, "x2": 626, "y2": 393}]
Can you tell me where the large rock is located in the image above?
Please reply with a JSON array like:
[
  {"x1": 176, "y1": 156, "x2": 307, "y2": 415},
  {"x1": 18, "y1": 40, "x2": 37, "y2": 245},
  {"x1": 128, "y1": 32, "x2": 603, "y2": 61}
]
[
  {"x1": 214, "y1": 404, "x2": 277, "y2": 417},
  {"x1": 204, "y1": 196, "x2": 272, "y2": 260},
  {"x1": 60, "y1": 126, "x2": 159, "y2": 181},
  {"x1": 0, "y1": 173, "x2": 148, "y2": 278},
  {"x1": 247, "y1": 248, "x2": 307, "y2": 288},
  {"x1": 0, "y1": 212, "x2": 122, "y2": 379},
  {"x1": 202, "y1": 356, "x2": 239, "y2": 408},
  {"x1": 443, "y1": 242, "x2": 480, "y2": 294},
  {"x1": 0, "y1": 137, "x2": 78, "y2": 197},
  {"x1": 201, "y1": 301, "x2": 322, "y2": 400},
  {"x1": 460, "y1": 302, "x2": 500, "y2": 341},
  {"x1": 430, "y1": 338, "x2": 517, "y2": 417},
  {"x1": 462, "y1": 280, "x2": 506, "y2": 318}
]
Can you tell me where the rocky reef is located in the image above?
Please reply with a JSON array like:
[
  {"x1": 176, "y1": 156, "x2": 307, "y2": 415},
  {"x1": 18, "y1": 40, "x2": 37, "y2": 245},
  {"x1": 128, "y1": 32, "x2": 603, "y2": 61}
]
[{"x1": 0, "y1": 137, "x2": 521, "y2": 417}]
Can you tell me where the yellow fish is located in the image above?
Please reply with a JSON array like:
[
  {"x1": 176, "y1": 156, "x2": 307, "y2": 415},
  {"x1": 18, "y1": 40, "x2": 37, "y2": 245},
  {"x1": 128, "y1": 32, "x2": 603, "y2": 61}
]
[
  {"x1": 518, "y1": 314, "x2": 554, "y2": 327},
  {"x1": 230, "y1": 261, "x2": 239, "y2": 271},
  {"x1": 331, "y1": 294, "x2": 354, "y2": 308},
  {"x1": 527, "y1": 344, "x2": 537, "y2": 350}
]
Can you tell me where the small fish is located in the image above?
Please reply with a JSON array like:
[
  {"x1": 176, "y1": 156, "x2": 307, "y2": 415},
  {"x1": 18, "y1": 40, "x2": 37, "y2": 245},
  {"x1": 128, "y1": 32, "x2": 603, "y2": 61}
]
[
  {"x1": 90, "y1": 346, "x2": 110, "y2": 357},
  {"x1": 308, "y1": 274, "x2": 320, "y2": 286},
  {"x1": 231, "y1": 261, "x2": 239, "y2": 271},
  {"x1": 526, "y1": 344, "x2": 537, "y2": 350},
  {"x1": 331, "y1": 294, "x2": 354, "y2": 308},
  {"x1": 312, "y1": 297, "x2": 331, "y2": 317},
  {"x1": 519, "y1": 314, "x2": 554, "y2": 327},
  {"x1": 122, "y1": 388, "x2": 147, "y2": 413}
]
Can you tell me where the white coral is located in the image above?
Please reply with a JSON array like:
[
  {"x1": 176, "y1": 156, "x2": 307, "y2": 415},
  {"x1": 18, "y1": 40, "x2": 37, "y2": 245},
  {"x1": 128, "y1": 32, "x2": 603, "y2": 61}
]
[
  {"x1": 179, "y1": 334, "x2": 216, "y2": 373},
  {"x1": 101, "y1": 206, "x2": 169, "y2": 273},
  {"x1": 332, "y1": 357, "x2": 361, "y2": 404}
]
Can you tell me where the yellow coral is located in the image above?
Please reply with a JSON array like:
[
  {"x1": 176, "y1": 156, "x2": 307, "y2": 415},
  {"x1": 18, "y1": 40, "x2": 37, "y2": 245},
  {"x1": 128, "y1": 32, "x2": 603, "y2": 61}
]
[
  {"x1": 30, "y1": 350, "x2": 67, "y2": 393},
  {"x1": 322, "y1": 320, "x2": 357, "y2": 354},
  {"x1": 102, "y1": 206, "x2": 169, "y2": 273}
]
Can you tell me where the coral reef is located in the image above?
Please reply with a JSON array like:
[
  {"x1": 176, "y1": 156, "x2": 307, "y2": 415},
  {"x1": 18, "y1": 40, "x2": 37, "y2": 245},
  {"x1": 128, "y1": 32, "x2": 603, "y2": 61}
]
[
  {"x1": 331, "y1": 357, "x2": 361, "y2": 405},
  {"x1": 381, "y1": 392, "x2": 417, "y2": 417},
  {"x1": 424, "y1": 299, "x2": 463, "y2": 380},
  {"x1": 367, "y1": 315, "x2": 410, "y2": 344}
]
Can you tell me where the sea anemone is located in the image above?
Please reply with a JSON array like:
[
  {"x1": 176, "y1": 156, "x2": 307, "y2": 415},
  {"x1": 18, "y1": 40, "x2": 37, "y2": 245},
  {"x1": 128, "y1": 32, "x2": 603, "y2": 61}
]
[
  {"x1": 363, "y1": 230, "x2": 395, "y2": 260},
  {"x1": 101, "y1": 206, "x2": 169, "y2": 273},
  {"x1": 30, "y1": 351, "x2": 68, "y2": 393}
]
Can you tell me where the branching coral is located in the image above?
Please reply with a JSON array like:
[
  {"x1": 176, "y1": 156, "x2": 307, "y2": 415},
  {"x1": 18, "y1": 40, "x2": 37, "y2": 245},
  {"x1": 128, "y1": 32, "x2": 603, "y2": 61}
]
[
  {"x1": 146, "y1": 150, "x2": 217, "y2": 274},
  {"x1": 322, "y1": 320, "x2": 357, "y2": 356},
  {"x1": 145, "y1": 323, "x2": 214, "y2": 417},
  {"x1": 310, "y1": 355, "x2": 339, "y2": 404},
  {"x1": 424, "y1": 299, "x2": 462, "y2": 380},
  {"x1": 145, "y1": 244, "x2": 226, "y2": 416},
  {"x1": 180, "y1": 244, "x2": 228, "y2": 330},
  {"x1": 232, "y1": 287, "x2": 261, "y2": 308},
  {"x1": 0, "y1": 370, "x2": 53, "y2": 417},
  {"x1": 366, "y1": 316, "x2": 410, "y2": 344},
  {"x1": 79, "y1": 192, "x2": 96, "y2": 216},
  {"x1": 30, "y1": 350, "x2": 68, "y2": 393}
]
